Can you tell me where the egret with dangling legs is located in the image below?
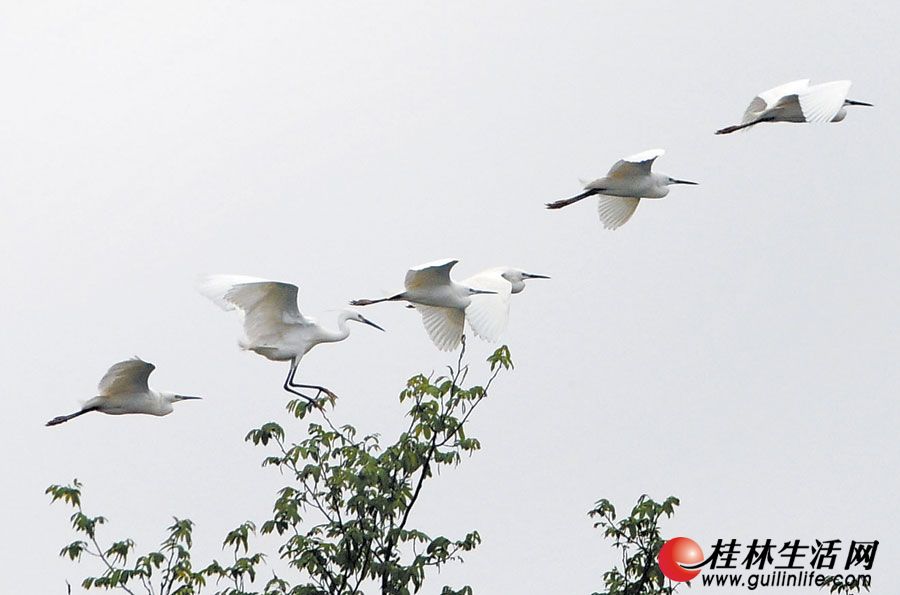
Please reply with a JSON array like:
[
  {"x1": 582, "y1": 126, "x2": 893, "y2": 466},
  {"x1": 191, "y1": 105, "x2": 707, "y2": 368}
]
[
  {"x1": 715, "y1": 79, "x2": 872, "y2": 135},
  {"x1": 547, "y1": 149, "x2": 697, "y2": 229},
  {"x1": 46, "y1": 358, "x2": 200, "y2": 426},
  {"x1": 350, "y1": 259, "x2": 497, "y2": 351},
  {"x1": 199, "y1": 275, "x2": 384, "y2": 405}
]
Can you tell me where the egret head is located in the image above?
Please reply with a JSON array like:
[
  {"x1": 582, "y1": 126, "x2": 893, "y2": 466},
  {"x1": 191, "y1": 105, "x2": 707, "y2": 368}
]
[
  {"x1": 348, "y1": 311, "x2": 385, "y2": 332},
  {"x1": 169, "y1": 393, "x2": 203, "y2": 403},
  {"x1": 501, "y1": 269, "x2": 551, "y2": 293},
  {"x1": 666, "y1": 176, "x2": 699, "y2": 187},
  {"x1": 159, "y1": 392, "x2": 201, "y2": 415}
]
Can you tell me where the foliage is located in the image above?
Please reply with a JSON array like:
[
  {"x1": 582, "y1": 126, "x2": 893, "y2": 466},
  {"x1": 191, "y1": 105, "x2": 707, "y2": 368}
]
[
  {"x1": 48, "y1": 344, "x2": 513, "y2": 595},
  {"x1": 821, "y1": 575, "x2": 870, "y2": 594},
  {"x1": 589, "y1": 495, "x2": 681, "y2": 595},
  {"x1": 46, "y1": 480, "x2": 260, "y2": 594}
]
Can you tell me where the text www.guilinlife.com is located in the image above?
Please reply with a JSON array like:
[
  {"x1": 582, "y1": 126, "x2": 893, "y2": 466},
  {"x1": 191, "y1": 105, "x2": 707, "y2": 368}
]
[{"x1": 700, "y1": 570, "x2": 871, "y2": 590}]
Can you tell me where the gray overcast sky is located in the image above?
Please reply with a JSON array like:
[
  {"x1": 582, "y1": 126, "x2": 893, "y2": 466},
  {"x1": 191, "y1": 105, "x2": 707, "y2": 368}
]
[{"x1": 2, "y1": 1, "x2": 898, "y2": 593}]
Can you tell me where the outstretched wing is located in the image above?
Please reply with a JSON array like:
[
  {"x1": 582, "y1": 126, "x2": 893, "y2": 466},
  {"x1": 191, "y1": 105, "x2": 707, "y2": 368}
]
[
  {"x1": 597, "y1": 196, "x2": 641, "y2": 230},
  {"x1": 463, "y1": 269, "x2": 513, "y2": 342},
  {"x1": 799, "y1": 80, "x2": 851, "y2": 123},
  {"x1": 414, "y1": 305, "x2": 464, "y2": 351},
  {"x1": 744, "y1": 79, "x2": 810, "y2": 122},
  {"x1": 404, "y1": 259, "x2": 458, "y2": 291},
  {"x1": 199, "y1": 275, "x2": 312, "y2": 343},
  {"x1": 607, "y1": 149, "x2": 665, "y2": 179},
  {"x1": 98, "y1": 358, "x2": 155, "y2": 395}
]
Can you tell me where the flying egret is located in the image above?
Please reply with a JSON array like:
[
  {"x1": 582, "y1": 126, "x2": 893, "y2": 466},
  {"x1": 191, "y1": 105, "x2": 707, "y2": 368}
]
[
  {"x1": 350, "y1": 259, "x2": 497, "y2": 351},
  {"x1": 199, "y1": 275, "x2": 384, "y2": 404},
  {"x1": 46, "y1": 358, "x2": 200, "y2": 426},
  {"x1": 546, "y1": 149, "x2": 697, "y2": 230},
  {"x1": 462, "y1": 268, "x2": 549, "y2": 342},
  {"x1": 715, "y1": 79, "x2": 873, "y2": 134}
]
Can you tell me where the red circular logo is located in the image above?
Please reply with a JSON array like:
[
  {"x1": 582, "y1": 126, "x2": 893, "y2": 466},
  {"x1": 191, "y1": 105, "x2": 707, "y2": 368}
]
[{"x1": 658, "y1": 537, "x2": 704, "y2": 582}]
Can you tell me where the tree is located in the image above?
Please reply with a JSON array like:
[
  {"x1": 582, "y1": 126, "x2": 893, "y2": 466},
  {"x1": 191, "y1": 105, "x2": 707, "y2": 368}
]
[
  {"x1": 48, "y1": 344, "x2": 514, "y2": 595},
  {"x1": 589, "y1": 495, "x2": 681, "y2": 595},
  {"x1": 589, "y1": 496, "x2": 868, "y2": 595}
]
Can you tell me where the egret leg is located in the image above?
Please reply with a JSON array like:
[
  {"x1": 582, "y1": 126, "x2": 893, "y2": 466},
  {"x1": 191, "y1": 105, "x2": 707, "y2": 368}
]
[
  {"x1": 715, "y1": 116, "x2": 774, "y2": 135},
  {"x1": 282, "y1": 362, "x2": 318, "y2": 405},
  {"x1": 545, "y1": 189, "x2": 599, "y2": 210},
  {"x1": 350, "y1": 293, "x2": 404, "y2": 307},
  {"x1": 284, "y1": 361, "x2": 338, "y2": 405},
  {"x1": 287, "y1": 363, "x2": 338, "y2": 400},
  {"x1": 46, "y1": 407, "x2": 98, "y2": 427}
]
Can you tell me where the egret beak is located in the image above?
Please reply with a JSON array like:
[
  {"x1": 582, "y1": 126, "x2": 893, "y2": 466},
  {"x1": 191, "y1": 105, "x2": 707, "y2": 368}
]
[
  {"x1": 672, "y1": 179, "x2": 699, "y2": 185},
  {"x1": 175, "y1": 395, "x2": 202, "y2": 401},
  {"x1": 523, "y1": 273, "x2": 550, "y2": 280},
  {"x1": 471, "y1": 289, "x2": 498, "y2": 295},
  {"x1": 360, "y1": 316, "x2": 385, "y2": 332},
  {"x1": 845, "y1": 99, "x2": 873, "y2": 107}
]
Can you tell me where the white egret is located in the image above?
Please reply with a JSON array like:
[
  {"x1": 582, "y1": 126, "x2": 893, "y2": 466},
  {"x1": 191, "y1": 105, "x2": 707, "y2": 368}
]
[
  {"x1": 199, "y1": 275, "x2": 384, "y2": 403},
  {"x1": 350, "y1": 259, "x2": 497, "y2": 351},
  {"x1": 462, "y1": 268, "x2": 549, "y2": 342},
  {"x1": 716, "y1": 79, "x2": 872, "y2": 134},
  {"x1": 546, "y1": 149, "x2": 697, "y2": 230},
  {"x1": 46, "y1": 358, "x2": 200, "y2": 426}
]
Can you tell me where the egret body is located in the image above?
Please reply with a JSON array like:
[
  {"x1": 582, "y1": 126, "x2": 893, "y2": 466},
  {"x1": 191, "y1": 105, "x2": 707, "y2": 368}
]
[
  {"x1": 546, "y1": 149, "x2": 697, "y2": 229},
  {"x1": 716, "y1": 79, "x2": 872, "y2": 134},
  {"x1": 46, "y1": 358, "x2": 199, "y2": 426},
  {"x1": 200, "y1": 275, "x2": 383, "y2": 403}
]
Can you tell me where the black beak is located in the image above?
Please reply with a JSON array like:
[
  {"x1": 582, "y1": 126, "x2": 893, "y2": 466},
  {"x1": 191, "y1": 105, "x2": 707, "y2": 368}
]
[
  {"x1": 176, "y1": 395, "x2": 203, "y2": 401},
  {"x1": 845, "y1": 99, "x2": 874, "y2": 107},
  {"x1": 672, "y1": 179, "x2": 699, "y2": 185},
  {"x1": 523, "y1": 273, "x2": 550, "y2": 280},
  {"x1": 360, "y1": 316, "x2": 385, "y2": 332},
  {"x1": 472, "y1": 289, "x2": 498, "y2": 295}
]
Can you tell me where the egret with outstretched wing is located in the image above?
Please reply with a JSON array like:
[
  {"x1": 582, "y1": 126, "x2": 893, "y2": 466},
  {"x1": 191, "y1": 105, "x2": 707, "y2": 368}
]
[
  {"x1": 351, "y1": 259, "x2": 497, "y2": 351},
  {"x1": 716, "y1": 79, "x2": 872, "y2": 134},
  {"x1": 547, "y1": 149, "x2": 697, "y2": 229},
  {"x1": 200, "y1": 275, "x2": 383, "y2": 404},
  {"x1": 46, "y1": 358, "x2": 200, "y2": 426},
  {"x1": 463, "y1": 268, "x2": 549, "y2": 342}
]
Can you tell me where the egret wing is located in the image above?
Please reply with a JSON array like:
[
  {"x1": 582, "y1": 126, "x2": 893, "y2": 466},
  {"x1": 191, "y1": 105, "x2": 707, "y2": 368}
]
[
  {"x1": 799, "y1": 80, "x2": 851, "y2": 123},
  {"x1": 414, "y1": 305, "x2": 464, "y2": 351},
  {"x1": 606, "y1": 149, "x2": 665, "y2": 179},
  {"x1": 199, "y1": 274, "x2": 272, "y2": 311},
  {"x1": 597, "y1": 196, "x2": 640, "y2": 230},
  {"x1": 199, "y1": 275, "x2": 313, "y2": 343},
  {"x1": 746, "y1": 79, "x2": 810, "y2": 121},
  {"x1": 98, "y1": 358, "x2": 155, "y2": 396},
  {"x1": 404, "y1": 259, "x2": 458, "y2": 291},
  {"x1": 463, "y1": 269, "x2": 513, "y2": 342}
]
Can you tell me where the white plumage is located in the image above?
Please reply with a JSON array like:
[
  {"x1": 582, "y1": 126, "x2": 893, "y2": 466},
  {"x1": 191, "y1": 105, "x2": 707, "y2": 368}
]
[
  {"x1": 717, "y1": 79, "x2": 872, "y2": 134},
  {"x1": 351, "y1": 259, "x2": 500, "y2": 351},
  {"x1": 462, "y1": 268, "x2": 549, "y2": 342},
  {"x1": 200, "y1": 274, "x2": 383, "y2": 402},
  {"x1": 547, "y1": 149, "x2": 697, "y2": 229},
  {"x1": 46, "y1": 358, "x2": 200, "y2": 426}
]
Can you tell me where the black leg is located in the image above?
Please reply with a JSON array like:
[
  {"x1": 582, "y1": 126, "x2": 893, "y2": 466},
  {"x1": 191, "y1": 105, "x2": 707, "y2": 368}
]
[
  {"x1": 283, "y1": 365, "x2": 317, "y2": 405},
  {"x1": 287, "y1": 359, "x2": 337, "y2": 400},
  {"x1": 46, "y1": 407, "x2": 97, "y2": 427},
  {"x1": 291, "y1": 382, "x2": 337, "y2": 400}
]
